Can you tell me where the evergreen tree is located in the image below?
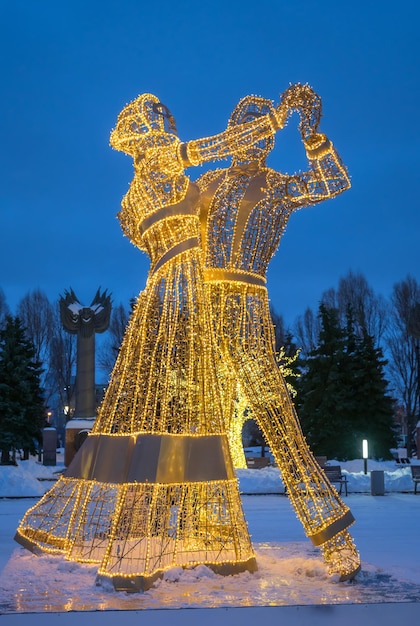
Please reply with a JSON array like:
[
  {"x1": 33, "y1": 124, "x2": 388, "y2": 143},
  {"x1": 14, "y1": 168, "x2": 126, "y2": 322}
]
[
  {"x1": 0, "y1": 316, "x2": 45, "y2": 464},
  {"x1": 297, "y1": 304, "x2": 352, "y2": 459},
  {"x1": 296, "y1": 304, "x2": 396, "y2": 460},
  {"x1": 351, "y1": 326, "x2": 396, "y2": 459}
]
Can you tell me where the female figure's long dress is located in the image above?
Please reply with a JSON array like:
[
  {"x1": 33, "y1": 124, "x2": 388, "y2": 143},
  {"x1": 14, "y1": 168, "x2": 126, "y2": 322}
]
[{"x1": 15, "y1": 93, "x2": 282, "y2": 591}]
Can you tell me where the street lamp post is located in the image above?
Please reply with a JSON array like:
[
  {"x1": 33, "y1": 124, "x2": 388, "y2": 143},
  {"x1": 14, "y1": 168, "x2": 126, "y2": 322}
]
[{"x1": 362, "y1": 439, "x2": 368, "y2": 475}]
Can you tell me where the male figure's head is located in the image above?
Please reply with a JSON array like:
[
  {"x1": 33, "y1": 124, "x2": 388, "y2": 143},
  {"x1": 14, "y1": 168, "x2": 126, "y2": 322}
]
[{"x1": 228, "y1": 95, "x2": 275, "y2": 165}]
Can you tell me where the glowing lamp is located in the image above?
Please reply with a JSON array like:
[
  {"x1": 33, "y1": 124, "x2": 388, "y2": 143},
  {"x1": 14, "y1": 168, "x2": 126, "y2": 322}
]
[{"x1": 362, "y1": 440, "x2": 368, "y2": 475}]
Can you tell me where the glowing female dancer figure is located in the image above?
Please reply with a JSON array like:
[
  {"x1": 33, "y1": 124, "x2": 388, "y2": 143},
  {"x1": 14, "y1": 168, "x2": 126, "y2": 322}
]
[
  {"x1": 15, "y1": 93, "x2": 286, "y2": 591},
  {"x1": 198, "y1": 84, "x2": 361, "y2": 580}
]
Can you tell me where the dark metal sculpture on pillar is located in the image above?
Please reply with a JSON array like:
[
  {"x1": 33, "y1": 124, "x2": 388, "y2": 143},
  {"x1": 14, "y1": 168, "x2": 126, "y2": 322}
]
[{"x1": 60, "y1": 288, "x2": 111, "y2": 465}]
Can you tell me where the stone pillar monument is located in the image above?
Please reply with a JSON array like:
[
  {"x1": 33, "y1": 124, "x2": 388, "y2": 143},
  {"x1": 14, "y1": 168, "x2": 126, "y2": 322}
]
[
  {"x1": 61, "y1": 288, "x2": 111, "y2": 465},
  {"x1": 42, "y1": 427, "x2": 57, "y2": 466}
]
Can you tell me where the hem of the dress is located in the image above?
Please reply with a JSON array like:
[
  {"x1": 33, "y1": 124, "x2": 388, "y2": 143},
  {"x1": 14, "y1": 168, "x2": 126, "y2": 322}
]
[{"x1": 98, "y1": 556, "x2": 258, "y2": 593}]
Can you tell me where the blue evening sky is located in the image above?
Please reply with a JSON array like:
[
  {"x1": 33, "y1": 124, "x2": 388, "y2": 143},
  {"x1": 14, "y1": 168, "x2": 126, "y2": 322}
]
[{"x1": 1, "y1": 0, "x2": 418, "y2": 327}]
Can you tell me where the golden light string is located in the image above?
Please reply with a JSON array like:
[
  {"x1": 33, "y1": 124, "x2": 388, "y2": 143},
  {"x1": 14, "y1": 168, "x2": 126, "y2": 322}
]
[{"x1": 15, "y1": 85, "x2": 359, "y2": 587}]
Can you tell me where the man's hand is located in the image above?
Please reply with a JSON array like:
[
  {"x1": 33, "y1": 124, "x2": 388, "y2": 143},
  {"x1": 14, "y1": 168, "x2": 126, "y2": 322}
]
[{"x1": 276, "y1": 83, "x2": 322, "y2": 140}]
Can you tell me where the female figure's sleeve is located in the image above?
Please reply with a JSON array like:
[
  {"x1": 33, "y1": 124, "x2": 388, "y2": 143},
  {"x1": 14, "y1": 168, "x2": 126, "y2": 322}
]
[{"x1": 179, "y1": 111, "x2": 281, "y2": 167}]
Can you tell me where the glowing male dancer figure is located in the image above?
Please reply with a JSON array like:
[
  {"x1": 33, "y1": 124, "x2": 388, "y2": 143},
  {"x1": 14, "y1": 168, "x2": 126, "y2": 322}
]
[{"x1": 197, "y1": 84, "x2": 361, "y2": 580}]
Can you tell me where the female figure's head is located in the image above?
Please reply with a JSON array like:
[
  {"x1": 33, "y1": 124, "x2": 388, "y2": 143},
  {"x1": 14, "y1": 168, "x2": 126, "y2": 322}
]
[{"x1": 110, "y1": 93, "x2": 178, "y2": 156}]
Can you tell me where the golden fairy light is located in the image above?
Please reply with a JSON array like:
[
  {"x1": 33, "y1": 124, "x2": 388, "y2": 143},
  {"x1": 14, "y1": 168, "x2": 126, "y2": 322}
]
[
  {"x1": 15, "y1": 85, "x2": 360, "y2": 588},
  {"x1": 15, "y1": 92, "x2": 287, "y2": 592},
  {"x1": 198, "y1": 85, "x2": 360, "y2": 580},
  {"x1": 229, "y1": 349, "x2": 300, "y2": 469}
]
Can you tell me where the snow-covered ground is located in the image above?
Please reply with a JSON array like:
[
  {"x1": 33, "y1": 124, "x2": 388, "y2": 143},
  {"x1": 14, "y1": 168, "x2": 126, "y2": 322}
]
[
  {"x1": 0, "y1": 452, "x2": 417, "y2": 499},
  {"x1": 0, "y1": 453, "x2": 419, "y2": 624}
]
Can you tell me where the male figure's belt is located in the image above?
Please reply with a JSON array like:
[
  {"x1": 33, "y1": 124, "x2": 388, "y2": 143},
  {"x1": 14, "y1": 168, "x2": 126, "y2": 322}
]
[{"x1": 203, "y1": 268, "x2": 266, "y2": 287}]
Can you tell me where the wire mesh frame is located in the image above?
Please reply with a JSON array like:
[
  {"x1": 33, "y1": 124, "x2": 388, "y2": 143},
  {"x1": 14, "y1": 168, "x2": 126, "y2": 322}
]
[{"x1": 16, "y1": 85, "x2": 360, "y2": 587}]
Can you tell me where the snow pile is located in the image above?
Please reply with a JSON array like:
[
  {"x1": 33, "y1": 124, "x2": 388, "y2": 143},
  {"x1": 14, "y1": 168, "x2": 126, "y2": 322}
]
[
  {"x1": 237, "y1": 458, "x2": 417, "y2": 494},
  {"x1": 0, "y1": 462, "x2": 46, "y2": 498},
  {"x1": 0, "y1": 453, "x2": 418, "y2": 498}
]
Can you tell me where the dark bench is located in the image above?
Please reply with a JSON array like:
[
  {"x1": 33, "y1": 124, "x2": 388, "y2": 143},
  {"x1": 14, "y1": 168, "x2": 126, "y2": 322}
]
[
  {"x1": 315, "y1": 456, "x2": 328, "y2": 469},
  {"x1": 284, "y1": 461, "x2": 348, "y2": 497},
  {"x1": 246, "y1": 457, "x2": 271, "y2": 469},
  {"x1": 323, "y1": 465, "x2": 348, "y2": 496},
  {"x1": 411, "y1": 465, "x2": 420, "y2": 494}
]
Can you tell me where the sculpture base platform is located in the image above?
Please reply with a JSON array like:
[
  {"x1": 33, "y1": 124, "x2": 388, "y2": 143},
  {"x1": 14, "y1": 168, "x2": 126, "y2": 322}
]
[
  {"x1": 64, "y1": 418, "x2": 95, "y2": 466},
  {"x1": 102, "y1": 557, "x2": 258, "y2": 592}
]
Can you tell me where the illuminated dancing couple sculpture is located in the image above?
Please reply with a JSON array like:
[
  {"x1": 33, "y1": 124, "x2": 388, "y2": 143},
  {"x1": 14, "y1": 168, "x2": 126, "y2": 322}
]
[{"x1": 15, "y1": 84, "x2": 361, "y2": 590}]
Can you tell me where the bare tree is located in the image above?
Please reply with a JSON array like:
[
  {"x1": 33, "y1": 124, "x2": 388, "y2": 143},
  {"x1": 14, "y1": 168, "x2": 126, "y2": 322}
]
[
  {"x1": 17, "y1": 289, "x2": 56, "y2": 410},
  {"x1": 270, "y1": 306, "x2": 287, "y2": 351},
  {"x1": 336, "y1": 271, "x2": 388, "y2": 344},
  {"x1": 15, "y1": 292, "x2": 79, "y2": 432},
  {"x1": 17, "y1": 289, "x2": 55, "y2": 366},
  {"x1": 293, "y1": 307, "x2": 320, "y2": 357},
  {"x1": 320, "y1": 286, "x2": 337, "y2": 310},
  {"x1": 48, "y1": 303, "x2": 77, "y2": 421},
  {"x1": 320, "y1": 271, "x2": 388, "y2": 345},
  {"x1": 0, "y1": 289, "x2": 10, "y2": 329},
  {"x1": 387, "y1": 275, "x2": 420, "y2": 454},
  {"x1": 98, "y1": 302, "x2": 130, "y2": 377}
]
